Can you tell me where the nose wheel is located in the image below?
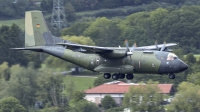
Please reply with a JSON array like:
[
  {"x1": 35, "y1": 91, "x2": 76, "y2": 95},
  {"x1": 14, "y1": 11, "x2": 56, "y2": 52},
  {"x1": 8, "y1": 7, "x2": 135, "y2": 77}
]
[{"x1": 169, "y1": 73, "x2": 175, "y2": 79}]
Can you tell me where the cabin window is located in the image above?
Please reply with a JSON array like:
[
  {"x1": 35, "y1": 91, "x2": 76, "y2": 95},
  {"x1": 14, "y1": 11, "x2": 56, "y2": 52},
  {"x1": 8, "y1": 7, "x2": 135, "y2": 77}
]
[{"x1": 167, "y1": 53, "x2": 178, "y2": 60}]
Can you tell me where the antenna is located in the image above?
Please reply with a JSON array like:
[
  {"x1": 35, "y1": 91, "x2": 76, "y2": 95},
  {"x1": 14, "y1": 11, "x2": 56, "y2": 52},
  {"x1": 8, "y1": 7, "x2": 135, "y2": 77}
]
[{"x1": 51, "y1": 0, "x2": 66, "y2": 29}]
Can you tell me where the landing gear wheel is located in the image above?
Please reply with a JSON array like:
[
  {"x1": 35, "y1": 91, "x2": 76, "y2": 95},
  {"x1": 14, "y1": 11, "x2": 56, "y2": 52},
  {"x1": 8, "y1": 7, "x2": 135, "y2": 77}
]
[
  {"x1": 126, "y1": 74, "x2": 134, "y2": 80},
  {"x1": 112, "y1": 73, "x2": 119, "y2": 80},
  {"x1": 169, "y1": 73, "x2": 175, "y2": 79},
  {"x1": 118, "y1": 74, "x2": 125, "y2": 79},
  {"x1": 104, "y1": 73, "x2": 111, "y2": 79}
]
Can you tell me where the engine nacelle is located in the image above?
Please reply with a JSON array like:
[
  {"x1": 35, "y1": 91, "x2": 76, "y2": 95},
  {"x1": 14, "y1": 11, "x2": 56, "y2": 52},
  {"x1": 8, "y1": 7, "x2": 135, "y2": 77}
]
[{"x1": 100, "y1": 49, "x2": 126, "y2": 59}]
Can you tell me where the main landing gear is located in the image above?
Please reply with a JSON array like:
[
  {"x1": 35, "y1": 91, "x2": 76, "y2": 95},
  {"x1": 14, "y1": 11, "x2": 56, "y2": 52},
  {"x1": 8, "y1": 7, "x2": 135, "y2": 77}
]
[
  {"x1": 103, "y1": 73, "x2": 134, "y2": 80},
  {"x1": 168, "y1": 73, "x2": 175, "y2": 79}
]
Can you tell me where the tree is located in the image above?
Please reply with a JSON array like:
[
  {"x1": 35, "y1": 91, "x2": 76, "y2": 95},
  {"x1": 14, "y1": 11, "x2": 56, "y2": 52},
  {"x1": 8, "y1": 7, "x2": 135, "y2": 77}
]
[
  {"x1": 105, "y1": 107, "x2": 124, "y2": 112},
  {"x1": 101, "y1": 95, "x2": 117, "y2": 110},
  {"x1": 41, "y1": 0, "x2": 53, "y2": 13},
  {"x1": 62, "y1": 22, "x2": 91, "y2": 36},
  {"x1": 0, "y1": 24, "x2": 28, "y2": 66},
  {"x1": 83, "y1": 17, "x2": 121, "y2": 47},
  {"x1": 167, "y1": 82, "x2": 200, "y2": 111},
  {"x1": 122, "y1": 81, "x2": 164, "y2": 112},
  {"x1": 0, "y1": 97, "x2": 26, "y2": 112},
  {"x1": 73, "y1": 0, "x2": 98, "y2": 11},
  {"x1": 65, "y1": 2, "x2": 76, "y2": 21},
  {"x1": 36, "y1": 71, "x2": 65, "y2": 107},
  {"x1": 0, "y1": 63, "x2": 39, "y2": 108},
  {"x1": 69, "y1": 91, "x2": 85, "y2": 107},
  {"x1": 0, "y1": 62, "x2": 10, "y2": 81},
  {"x1": 0, "y1": 0, "x2": 29, "y2": 19},
  {"x1": 93, "y1": 75, "x2": 112, "y2": 87},
  {"x1": 187, "y1": 72, "x2": 200, "y2": 85},
  {"x1": 73, "y1": 100, "x2": 101, "y2": 112},
  {"x1": 185, "y1": 53, "x2": 196, "y2": 63}
]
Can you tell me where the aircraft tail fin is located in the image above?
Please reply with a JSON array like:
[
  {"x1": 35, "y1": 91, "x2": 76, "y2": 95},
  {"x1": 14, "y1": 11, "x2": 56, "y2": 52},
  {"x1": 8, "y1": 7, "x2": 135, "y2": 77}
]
[{"x1": 25, "y1": 11, "x2": 65, "y2": 47}]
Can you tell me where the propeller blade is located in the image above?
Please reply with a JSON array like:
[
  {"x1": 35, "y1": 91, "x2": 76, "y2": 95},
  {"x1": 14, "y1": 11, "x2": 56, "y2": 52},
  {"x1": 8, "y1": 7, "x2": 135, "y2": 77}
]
[
  {"x1": 160, "y1": 41, "x2": 166, "y2": 51},
  {"x1": 124, "y1": 39, "x2": 133, "y2": 56},
  {"x1": 124, "y1": 39, "x2": 130, "y2": 52},
  {"x1": 131, "y1": 44, "x2": 135, "y2": 52},
  {"x1": 134, "y1": 42, "x2": 137, "y2": 47},
  {"x1": 155, "y1": 40, "x2": 159, "y2": 51}
]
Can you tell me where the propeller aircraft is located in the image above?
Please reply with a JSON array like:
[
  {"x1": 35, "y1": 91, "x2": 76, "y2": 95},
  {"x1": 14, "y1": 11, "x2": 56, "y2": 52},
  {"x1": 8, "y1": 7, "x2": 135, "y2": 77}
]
[{"x1": 13, "y1": 11, "x2": 188, "y2": 80}]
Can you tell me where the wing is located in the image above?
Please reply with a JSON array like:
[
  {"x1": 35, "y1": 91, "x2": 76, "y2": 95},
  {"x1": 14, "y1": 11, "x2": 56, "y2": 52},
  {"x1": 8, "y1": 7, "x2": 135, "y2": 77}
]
[
  {"x1": 56, "y1": 43, "x2": 113, "y2": 53},
  {"x1": 136, "y1": 43, "x2": 177, "y2": 50}
]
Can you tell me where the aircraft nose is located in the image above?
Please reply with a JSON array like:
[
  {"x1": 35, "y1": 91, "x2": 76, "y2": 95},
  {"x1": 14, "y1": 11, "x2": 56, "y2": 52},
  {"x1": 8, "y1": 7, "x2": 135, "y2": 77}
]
[{"x1": 179, "y1": 61, "x2": 188, "y2": 71}]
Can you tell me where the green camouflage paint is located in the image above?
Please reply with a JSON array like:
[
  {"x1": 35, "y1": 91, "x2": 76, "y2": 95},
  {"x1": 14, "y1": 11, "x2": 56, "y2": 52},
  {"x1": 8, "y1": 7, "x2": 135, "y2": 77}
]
[{"x1": 14, "y1": 11, "x2": 188, "y2": 77}]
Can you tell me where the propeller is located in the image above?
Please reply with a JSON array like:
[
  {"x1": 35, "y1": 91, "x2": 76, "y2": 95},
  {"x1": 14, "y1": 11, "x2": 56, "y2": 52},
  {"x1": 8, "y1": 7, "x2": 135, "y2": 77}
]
[
  {"x1": 155, "y1": 41, "x2": 172, "y2": 52},
  {"x1": 160, "y1": 41, "x2": 166, "y2": 51},
  {"x1": 155, "y1": 40, "x2": 159, "y2": 51},
  {"x1": 124, "y1": 39, "x2": 135, "y2": 57}
]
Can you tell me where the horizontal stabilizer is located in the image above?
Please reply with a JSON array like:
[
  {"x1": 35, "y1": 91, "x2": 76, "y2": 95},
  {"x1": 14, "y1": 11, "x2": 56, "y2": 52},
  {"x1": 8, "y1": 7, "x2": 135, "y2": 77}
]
[{"x1": 11, "y1": 47, "x2": 42, "y2": 52}]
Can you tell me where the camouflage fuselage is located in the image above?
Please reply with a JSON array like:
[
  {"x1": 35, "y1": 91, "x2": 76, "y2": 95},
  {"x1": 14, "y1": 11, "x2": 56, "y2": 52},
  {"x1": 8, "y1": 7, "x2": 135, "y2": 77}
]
[
  {"x1": 42, "y1": 46, "x2": 183, "y2": 74},
  {"x1": 19, "y1": 11, "x2": 187, "y2": 76}
]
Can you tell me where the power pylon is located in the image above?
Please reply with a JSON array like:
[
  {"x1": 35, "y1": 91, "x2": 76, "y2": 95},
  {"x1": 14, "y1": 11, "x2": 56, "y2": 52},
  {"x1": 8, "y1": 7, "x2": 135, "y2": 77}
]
[{"x1": 51, "y1": 0, "x2": 66, "y2": 29}]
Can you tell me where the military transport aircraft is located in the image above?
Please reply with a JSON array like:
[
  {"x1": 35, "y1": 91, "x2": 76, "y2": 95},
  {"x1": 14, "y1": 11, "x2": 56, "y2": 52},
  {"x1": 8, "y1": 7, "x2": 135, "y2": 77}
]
[{"x1": 13, "y1": 11, "x2": 188, "y2": 80}]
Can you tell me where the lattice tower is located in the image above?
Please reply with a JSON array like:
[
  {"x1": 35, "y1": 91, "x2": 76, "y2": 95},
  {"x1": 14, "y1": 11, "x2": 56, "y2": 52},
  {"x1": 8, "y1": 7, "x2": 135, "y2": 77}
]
[{"x1": 51, "y1": 0, "x2": 66, "y2": 29}]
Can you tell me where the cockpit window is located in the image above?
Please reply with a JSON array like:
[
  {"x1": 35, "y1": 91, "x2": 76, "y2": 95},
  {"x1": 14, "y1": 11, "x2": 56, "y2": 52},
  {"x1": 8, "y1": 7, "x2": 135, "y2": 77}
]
[{"x1": 167, "y1": 53, "x2": 178, "y2": 60}]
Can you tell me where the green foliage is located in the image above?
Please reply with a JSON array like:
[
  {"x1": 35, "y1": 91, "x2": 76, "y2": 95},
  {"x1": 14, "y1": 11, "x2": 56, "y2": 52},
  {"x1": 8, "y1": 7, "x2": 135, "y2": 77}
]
[
  {"x1": 0, "y1": 97, "x2": 26, "y2": 112},
  {"x1": 65, "y1": 2, "x2": 76, "y2": 21},
  {"x1": 105, "y1": 107, "x2": 124, "y2": 112},
  {"x1": 83, "y1": 17, "x2": 121, "y2": 46},
  {"x1": 63, "y1": 75, "x2": 95, "y2": 91},
  {"x1": 187, "y1": 72, "x2": 200, "y2": 85},
  {"x1": 65, "y1": 76, "x2": 76, "y2": 102},
  {"x1": 72, "y1": 91, "x2": 85, "y2": 102},
  {"x1": 62, "y1": 35, "x2": 95, "y2": 45},
  {"x1": 42, "y1": 55, "x2": 74, "y2": 71},
  {"x1": 41, "y1": 0, "x2": 53, "y2": 12},
  {"x1": 73, "y1": 100, "x2": 101, "y2": 112},
  {"x1": 0, "y1": 0, "x2": 30, "y2": 19},
  {"x1": 0, "y1": 24, "x2": 28, "y2": 66},
  {"x1": 185, "y1": 53, "x2": 196, "y2": 63},
  {"x1": 0, "y1": 62, "x2": 10, "y2": 81},
  {"x1": 62, "y1": 22, "x2": 91, "y2": 36},
  {"x1": 93, "y1": 75, "x2": 112, "y2": 86},
  {"x1": 69, "y1": 91, "x2": 85, "y2": 106},
  {"x1": 36, "y1": 71, "x2": 64, "y2": 107},
  {"x1": 101, "y1": 95, "x2": 117, "y2": 109},
  {"x1": 167, "y1": 82, "x2": 200, "y2": 111},
  {"x1": 0, "y1": 63, "x2": 39, "y2": 108},
  {"x1": 122, "y1": 82, "x2": 164, "y2": 111}
]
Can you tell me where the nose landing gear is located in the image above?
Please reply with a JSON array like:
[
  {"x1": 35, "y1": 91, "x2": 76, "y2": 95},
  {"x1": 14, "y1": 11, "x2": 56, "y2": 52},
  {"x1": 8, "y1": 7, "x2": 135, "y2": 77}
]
[{"x1": 169, "y1": 73, "x2": 175, "y2": 79}]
